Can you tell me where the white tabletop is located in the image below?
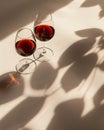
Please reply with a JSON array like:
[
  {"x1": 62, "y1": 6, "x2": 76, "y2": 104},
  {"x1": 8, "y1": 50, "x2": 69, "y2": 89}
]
[{"x1": 0, "y1": 0, "x2": 104, "y2": 130}]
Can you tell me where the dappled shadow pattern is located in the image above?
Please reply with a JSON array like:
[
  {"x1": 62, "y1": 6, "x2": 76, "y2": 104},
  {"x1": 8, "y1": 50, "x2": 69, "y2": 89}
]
[
  {"x1": 46, "y1": 84, "x2": 104, "y2": 130},
  {"x1": 58, "y1": 28, "x2": 103, "y2": 68},
  {"x1": 0, "y1": 0, "x2": 73, "y2": 40},
  {"x1": 46, "y1": 98, "x2": 84, "y2": 130},
  {"x1": 58, "y1": 28, "x2": 103, "y2": 92},
  {"x1": 1, "y1": 27, "x2": 104, "y2": 130},
  {"x1": 61, "y1": 53, "x2": 97, "y2": 91},
  {"x1": 93, "y1": 84, "x2": 104, "y2": 107},
  {"x1": 81, "y1": 84, "x2": 104, "y2": 130},
  {"x1": 81, "y1": 0, "x2": 104, "y2": 18},
  {"x1": 31, "y1": 28, "x2": 104, "y2": 92},
  {"x1": 31, "y1": 62, "x2": 58, "y2": 90},
  {"x1": 0, "y1": 96, "x2": 46, "y2": 130}
]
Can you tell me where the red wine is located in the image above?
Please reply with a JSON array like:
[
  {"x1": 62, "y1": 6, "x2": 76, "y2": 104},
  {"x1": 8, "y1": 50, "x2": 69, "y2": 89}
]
[
  {"x1": 15, "y1": 39, "x2": 36, "y2": 56},
  {"x1": 34, "y1": 24, "x2": 55, "y2": 41}
]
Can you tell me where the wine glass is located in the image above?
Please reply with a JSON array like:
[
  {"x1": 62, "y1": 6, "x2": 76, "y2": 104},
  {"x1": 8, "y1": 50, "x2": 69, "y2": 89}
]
[
  {"x1": 15, "y1": 28, "x2": 37, "y2": 74},
  {"x1": 33, "y1": 13, "x2": 55, "y2": 62}
]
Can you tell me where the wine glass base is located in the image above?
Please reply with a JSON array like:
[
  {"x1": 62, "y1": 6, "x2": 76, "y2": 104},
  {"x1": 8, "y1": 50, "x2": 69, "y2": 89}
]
[
  {"x1": 15, "y1": 58, "x2": 37, "y2": 74},
  {"x1": 33, "y1": 47, "x2": 54, "y2": 62}
]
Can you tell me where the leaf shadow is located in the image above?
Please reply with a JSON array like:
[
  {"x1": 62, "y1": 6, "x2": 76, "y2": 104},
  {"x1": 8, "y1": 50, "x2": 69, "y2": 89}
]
[
  {"x1": 58, "y1": 28, "x2": 103, "y2": 69},
  {"x1": 0, "y1": 96, "x2": 46, "y2": 130},
  {"x1": 81, "y1": 84, "x2": 104, "y2": 130},
  {"x1": 81, "y1": 0, "x2": 104, "y2": 18},
  {"x1": 61, "y1": 53, "x2": 98, "y2": 92},
  {"x1": 46, "y1": 98, "x2": 84, "y2": 130},
  {"x1": 30, "y1": 62, "x2": 58, "y2": 91}
]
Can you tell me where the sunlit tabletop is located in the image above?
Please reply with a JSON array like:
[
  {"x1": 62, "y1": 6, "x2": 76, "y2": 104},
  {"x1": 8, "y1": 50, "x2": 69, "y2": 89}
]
[{"x1": 0, "y1": 0, "x2": 104, "y2": 130}]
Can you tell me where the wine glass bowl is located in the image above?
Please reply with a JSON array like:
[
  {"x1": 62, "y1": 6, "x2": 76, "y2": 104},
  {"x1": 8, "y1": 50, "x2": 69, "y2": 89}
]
[
  {"x1": 33, "y1": 13, "x2": 55, "y2": 62},
  {"x1": 15, "y1": 28, "x2": 37, "y2": 74},
  {"x1": 34, "y1": 24, "x2": 55, "y2": 41},
  {"x1": 15, "y1": 38, "x2": 36, "y2": 56}
]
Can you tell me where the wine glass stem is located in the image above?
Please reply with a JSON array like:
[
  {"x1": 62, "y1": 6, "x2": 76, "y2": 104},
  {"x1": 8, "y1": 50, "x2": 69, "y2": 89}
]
[
  {"x1": 42, "y1": 44, "x2": 46, "y2": 54},
  {"x1": 18, "y1": 54, "x2": 43, "y2": 73},
  {"x1": 43, "y1": 48, "x2": 46, "y2": 54}
]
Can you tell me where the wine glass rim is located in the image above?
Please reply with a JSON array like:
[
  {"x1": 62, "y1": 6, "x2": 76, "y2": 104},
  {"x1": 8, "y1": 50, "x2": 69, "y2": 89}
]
[
  {"x1": 35, "y1": 13, "x2": 53, "y2": 23},
  {"x1": 16, "y1": 27, "x2": 34, "y2": 39}
]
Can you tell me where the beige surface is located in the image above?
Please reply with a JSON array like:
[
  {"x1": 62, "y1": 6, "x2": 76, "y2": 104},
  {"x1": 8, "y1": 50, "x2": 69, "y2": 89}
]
[{"x1": 0, "y1": 0, "x2": 104, "y2": 130}]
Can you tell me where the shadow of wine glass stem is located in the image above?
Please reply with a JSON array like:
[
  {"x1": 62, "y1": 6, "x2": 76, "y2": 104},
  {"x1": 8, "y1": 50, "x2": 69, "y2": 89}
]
[{"x1": 18, "y1": 53, "x2": 44, "y2": 72}]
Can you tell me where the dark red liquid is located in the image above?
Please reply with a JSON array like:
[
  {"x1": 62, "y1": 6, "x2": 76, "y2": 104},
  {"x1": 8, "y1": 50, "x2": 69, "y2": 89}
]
[
  {"x1": 15, "y1": 39, "x2": 36, "y2": 56},
  {"x1": 34, "y1": 24, "x2": 55, "y2": 41}
]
